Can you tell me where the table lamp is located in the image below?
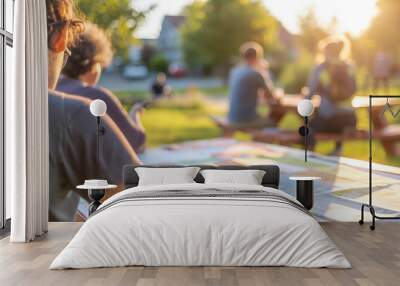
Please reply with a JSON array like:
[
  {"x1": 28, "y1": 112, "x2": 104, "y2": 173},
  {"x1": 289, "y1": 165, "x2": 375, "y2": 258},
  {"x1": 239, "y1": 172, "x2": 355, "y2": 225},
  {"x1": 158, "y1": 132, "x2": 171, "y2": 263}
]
[
  {"x1": 90, "y1": 99, "x2": 107, "y2": 162},
  {"x1": 297, "y1": 99, "x2": 314, "y2": 162}
]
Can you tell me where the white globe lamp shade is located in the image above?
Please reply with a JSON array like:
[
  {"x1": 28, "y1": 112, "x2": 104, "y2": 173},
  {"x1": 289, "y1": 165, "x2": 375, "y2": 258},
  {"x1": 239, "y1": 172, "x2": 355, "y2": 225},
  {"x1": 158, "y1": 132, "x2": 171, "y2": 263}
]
[
  {"x1": 297, "y1": 99, "x2": 314, "y2": 117},
  {"x1": 90, "y1": 99, "x2": 107, "y2": 117}
]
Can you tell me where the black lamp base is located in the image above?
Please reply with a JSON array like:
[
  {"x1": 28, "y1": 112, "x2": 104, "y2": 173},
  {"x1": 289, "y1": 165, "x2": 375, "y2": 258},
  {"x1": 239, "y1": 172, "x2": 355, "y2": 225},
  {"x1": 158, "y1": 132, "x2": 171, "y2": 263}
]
[
  {"x1": 296, "y1": 180, "x2": 314, "y2": 210},
  {"x1": 88, "y1": 189, "x2": 106, "y2": 215}
]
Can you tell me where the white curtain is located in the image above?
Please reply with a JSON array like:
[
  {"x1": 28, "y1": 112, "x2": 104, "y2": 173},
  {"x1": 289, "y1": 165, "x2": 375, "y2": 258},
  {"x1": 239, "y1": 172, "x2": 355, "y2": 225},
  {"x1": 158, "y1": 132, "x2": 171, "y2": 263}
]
[{"x1": 7, "y1": 0, "x2": 49, "y2": 242}]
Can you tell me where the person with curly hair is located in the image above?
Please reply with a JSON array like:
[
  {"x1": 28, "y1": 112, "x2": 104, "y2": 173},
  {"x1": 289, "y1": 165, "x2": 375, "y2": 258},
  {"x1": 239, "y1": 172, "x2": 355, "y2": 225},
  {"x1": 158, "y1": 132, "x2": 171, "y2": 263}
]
[
  {"x1": 57, "y1": 22, "x2": 146, "y2": 153},
  {"x1": 47, "y1": 0, "x2": 141, "y2": 221}
]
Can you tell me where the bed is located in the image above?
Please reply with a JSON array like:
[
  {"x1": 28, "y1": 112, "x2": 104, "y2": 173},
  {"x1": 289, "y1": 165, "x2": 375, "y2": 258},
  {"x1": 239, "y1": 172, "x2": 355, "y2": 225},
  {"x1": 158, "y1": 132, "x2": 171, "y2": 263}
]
[{"x1": 50, "y1": 165, "x2": 350, "y2": 269}]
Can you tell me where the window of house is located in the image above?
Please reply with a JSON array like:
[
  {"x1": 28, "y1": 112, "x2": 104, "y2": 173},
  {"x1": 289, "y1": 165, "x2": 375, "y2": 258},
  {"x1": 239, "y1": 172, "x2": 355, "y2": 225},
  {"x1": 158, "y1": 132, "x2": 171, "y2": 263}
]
[{"x1": 1, "y1": 0, "x2": 14, "y2": 230}]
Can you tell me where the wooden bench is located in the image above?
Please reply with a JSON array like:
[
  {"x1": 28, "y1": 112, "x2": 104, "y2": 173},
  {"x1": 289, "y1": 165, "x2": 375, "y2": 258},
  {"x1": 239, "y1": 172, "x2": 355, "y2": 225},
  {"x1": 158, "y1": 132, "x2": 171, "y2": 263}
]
[
  {"x1": 210, "y1": 116, "x2": 257, "y2": 137},
  {"x1": 212, "y1": 95, "x2": 400, "y2": 155}
]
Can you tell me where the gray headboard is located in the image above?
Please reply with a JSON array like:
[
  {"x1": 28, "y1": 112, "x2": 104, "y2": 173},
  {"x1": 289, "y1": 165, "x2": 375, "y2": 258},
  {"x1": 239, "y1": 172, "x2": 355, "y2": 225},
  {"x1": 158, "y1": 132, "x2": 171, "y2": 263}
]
[{"x1": 123, "y1": 165, "x2": 280, "y2": 189}]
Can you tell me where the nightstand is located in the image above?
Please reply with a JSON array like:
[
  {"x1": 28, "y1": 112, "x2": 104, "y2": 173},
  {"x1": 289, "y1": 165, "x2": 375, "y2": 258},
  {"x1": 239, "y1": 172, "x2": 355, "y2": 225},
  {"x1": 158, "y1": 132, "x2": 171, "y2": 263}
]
[
  {"x1": 289, "y1": 177, "x2": 321, "y2": 210},
  {"x1": 77, "y1": 180, "x2": 117, "y2": 215}
]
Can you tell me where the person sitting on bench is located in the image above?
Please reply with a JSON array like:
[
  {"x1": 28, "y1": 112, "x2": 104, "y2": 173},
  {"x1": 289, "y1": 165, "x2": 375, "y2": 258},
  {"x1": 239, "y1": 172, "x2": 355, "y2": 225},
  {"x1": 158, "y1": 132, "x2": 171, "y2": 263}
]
[
  {"x1": 306, "y1": 36, "x2": 357, "y2": 156},
  {"x1": 227, "y1": 42, "x2": 277, "y2": 129}
]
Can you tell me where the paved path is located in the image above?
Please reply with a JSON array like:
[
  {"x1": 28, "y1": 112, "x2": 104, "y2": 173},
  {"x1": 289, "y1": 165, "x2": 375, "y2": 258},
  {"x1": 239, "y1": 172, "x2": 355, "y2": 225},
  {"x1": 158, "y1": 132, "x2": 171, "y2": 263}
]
[{"x1": 99, "y1": 73, "x2": 224, "y2": 92}]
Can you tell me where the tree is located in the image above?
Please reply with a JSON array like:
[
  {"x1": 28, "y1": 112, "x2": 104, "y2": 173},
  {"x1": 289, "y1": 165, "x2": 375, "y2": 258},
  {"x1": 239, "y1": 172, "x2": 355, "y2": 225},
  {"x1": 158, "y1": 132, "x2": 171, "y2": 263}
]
[
  {"x1": 366, "y1": 0, "x2": 400, "y2": 60},
  {"x1": 348, "y1": 33, "x2": 375, "y2": 69},
  {"x1": 180, "y1": 1, "x2": 208, "y2": 72},
  {"x1": 298, "y1": 8, "x2": 329, "y2": 54},
  {"x1": 76, "y1": 0, "x2": 150, "y2": 61},
  {"x1": 278, "y1": 8, "x2": 328, "y2": 93},
  {"x1": 181, "y1": 0, "x2": 280, "y2": 74}
]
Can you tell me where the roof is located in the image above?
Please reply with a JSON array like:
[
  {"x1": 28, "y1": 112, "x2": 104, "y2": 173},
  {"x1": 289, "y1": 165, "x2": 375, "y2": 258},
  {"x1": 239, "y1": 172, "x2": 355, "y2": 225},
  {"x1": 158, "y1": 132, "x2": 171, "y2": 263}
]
[{"x1": 277, "y1": 21, "x2": 295, "y2": 49}]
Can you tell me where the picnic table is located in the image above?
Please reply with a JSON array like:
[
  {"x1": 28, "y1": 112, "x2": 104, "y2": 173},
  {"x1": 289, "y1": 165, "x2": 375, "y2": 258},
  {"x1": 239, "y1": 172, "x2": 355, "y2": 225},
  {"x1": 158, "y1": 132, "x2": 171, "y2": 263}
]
[
  {"x1": 213, "y1": 95, "x2": 400, "y2": 155},
  {"x1": 138, "y1": 138, "x2": 400, "y2": 222}
]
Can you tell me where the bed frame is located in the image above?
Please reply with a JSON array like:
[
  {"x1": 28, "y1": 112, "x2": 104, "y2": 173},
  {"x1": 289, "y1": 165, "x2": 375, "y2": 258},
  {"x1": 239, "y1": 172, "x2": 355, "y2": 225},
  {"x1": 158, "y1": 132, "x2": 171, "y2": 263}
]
[{"x1": 123, "y1": 165, "x2": 280, "y2": 189}]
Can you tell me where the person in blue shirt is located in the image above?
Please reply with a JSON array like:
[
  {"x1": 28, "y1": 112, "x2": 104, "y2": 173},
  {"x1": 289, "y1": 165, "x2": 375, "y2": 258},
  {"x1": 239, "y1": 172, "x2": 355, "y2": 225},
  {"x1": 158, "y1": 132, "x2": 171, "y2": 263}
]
[{"x1": 228, "y1": 42, "x2": 277, "y2": 128}]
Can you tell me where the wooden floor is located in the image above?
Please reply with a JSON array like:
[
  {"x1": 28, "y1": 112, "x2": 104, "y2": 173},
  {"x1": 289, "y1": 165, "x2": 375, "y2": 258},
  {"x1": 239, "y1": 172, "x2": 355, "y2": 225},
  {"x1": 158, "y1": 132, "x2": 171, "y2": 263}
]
[{"x1": 0, "y1": 222, "x2": 399, "y2": 286}]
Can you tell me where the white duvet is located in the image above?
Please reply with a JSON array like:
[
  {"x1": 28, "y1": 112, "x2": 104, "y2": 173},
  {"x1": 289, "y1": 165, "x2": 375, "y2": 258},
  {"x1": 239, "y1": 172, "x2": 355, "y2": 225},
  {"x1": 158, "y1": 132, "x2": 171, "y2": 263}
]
[{"x1": 50, "y1": 183, "x2": 351, "y2": 269}]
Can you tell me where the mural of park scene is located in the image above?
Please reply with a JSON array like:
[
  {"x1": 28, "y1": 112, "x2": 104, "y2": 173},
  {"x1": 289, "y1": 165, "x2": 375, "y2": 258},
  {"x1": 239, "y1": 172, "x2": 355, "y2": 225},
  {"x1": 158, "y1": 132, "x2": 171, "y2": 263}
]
[{"x1": 58, "y1": 0, "x2": 400, "y2": 222}]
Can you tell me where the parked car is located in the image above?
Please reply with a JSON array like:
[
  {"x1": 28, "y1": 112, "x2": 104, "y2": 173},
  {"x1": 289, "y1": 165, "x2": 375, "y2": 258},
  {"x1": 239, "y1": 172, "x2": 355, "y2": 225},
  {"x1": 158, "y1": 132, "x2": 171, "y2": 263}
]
[
  {"x1": 122, "y1": 64, "x2": 149, "y2": 80},
  {"x1": 168, "y1": 63, "x2": 186, "y2": 78}
]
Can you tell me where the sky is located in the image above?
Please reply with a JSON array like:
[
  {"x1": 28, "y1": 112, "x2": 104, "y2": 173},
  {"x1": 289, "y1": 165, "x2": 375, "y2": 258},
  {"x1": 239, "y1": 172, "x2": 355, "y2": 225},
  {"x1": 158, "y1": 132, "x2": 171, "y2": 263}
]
[{"x1": 134, "y1": 0, "x2": 378, "y2": 39}]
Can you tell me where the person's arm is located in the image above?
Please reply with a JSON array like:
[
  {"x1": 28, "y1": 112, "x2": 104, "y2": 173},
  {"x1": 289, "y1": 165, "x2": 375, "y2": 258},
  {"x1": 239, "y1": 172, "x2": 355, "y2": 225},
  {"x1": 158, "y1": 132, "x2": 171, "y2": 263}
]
[
  {"x1": 256, "y1": 71, "x2": 275, "y2": 103},
  {"x1": 98, "y1": 87, "x2": 147, "y2": 153},
  {"x1": 306, "y1": 65, "x2": 321, "y2": 99},
  {"x1": 163, "y1": 84, "x2": 172, "y2": 97},
  {"x1": 129, "y1": 103, "x2": 146, "y2": 139},
  {"x1": 347, "y1": 64, "x2": 357, "y2": 96}
]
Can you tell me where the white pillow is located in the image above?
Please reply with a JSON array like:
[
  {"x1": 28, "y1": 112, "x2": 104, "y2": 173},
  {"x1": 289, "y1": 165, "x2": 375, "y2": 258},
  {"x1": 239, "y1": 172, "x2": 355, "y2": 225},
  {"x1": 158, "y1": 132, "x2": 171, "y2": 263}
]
[
  {"x1": 200, "y1": 169, "x2": 266, "y2": 185},
  {"x1": 135, "y1": 167, "x2": 200, "y2": 186}
]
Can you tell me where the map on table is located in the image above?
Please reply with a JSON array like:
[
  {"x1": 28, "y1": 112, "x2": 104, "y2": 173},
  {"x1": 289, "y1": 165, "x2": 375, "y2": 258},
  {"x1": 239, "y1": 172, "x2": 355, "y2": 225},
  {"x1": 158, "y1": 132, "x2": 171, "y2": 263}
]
[{"x1": 139, "y1": 138, "x2": 400, "y2": 221}]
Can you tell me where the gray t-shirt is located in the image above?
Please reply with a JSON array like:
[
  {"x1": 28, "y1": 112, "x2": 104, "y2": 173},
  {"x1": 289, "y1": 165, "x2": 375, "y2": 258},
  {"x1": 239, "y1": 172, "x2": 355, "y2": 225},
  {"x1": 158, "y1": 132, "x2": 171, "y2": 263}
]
[
  {"x1": 57, "y1": 77, "x2": 146, "y2": 153},
  {"x1": 49, "y1": 91, "x2": 141, "y2": 221},
  {"x1": 228, "y1": 65, "x2": 271, "y2": 123}
]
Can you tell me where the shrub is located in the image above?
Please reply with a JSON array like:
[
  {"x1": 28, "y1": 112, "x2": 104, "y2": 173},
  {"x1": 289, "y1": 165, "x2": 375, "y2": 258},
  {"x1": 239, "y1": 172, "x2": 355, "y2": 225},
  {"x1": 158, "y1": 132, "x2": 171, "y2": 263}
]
[
  {"x1": 149, "y1": 54, "x2": 169, "y2": 73},
  {"x1": 152, "y1": 90, "x2": 207, "y2": 111}
]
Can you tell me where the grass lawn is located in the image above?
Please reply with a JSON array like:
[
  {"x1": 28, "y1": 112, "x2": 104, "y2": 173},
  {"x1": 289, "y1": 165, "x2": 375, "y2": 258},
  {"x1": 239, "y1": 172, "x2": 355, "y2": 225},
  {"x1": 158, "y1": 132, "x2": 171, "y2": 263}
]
[
  {"x1": 114, "y1": 86, "x2": 400, "y2": 167},
  {"x1": 116, "y1": 86, "x2": 228, "y2": 106}
]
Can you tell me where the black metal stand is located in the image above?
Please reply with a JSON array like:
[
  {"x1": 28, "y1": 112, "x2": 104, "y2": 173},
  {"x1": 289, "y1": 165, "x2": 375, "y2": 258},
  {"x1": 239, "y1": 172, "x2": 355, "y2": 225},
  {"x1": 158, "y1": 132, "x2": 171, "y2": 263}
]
[
  {"x1": 96, "y1": 116, "x2": 106, "y2": 163},
  {"x1": 359, "y1": 95, "x2": 400, "y2": 230},
  {"x1": 88, "y1": 189, "x2": 105, "y2": 215},
  {"x1": 298, "y1": 116, "x2": 310, "y2": 162},
  {"x1": 296, "y1": 180, "x2": 314, "y2": 210},
  {"x1": 89, "y1": 117, "x2": 107, "y2": 216},
  {"x1": 96, "y1": 117, "x2": 100, "y2": 163}
]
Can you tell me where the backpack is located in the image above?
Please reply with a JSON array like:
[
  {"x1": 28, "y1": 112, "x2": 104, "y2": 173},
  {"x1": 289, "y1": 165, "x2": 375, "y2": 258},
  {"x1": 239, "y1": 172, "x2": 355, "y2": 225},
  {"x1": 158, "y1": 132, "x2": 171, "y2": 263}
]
[{"x1": 321, "y1": 61, "x2": 355, "y2": 102}]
